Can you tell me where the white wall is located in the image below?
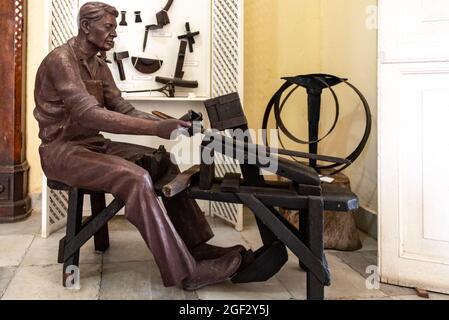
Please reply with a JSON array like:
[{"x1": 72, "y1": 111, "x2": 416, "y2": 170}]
[{"x1": 26, "y1": 0, "x2": 50, "y2": 194}]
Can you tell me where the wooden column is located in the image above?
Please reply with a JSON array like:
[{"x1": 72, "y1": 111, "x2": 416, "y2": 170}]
[{"x1": 0, "y1": 0, "x2": 31, "y2": 222}]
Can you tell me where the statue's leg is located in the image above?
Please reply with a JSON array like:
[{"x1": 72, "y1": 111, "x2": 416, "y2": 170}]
[
  {"x1": 104, "y1": 141, "x2": 214, "y2": 250},
  {"x1": 160, "y1": 153, "x2": 214, "y2": 250},
  {"x1": 44, "y1": 143, "x2": 197, "y2": 287}
]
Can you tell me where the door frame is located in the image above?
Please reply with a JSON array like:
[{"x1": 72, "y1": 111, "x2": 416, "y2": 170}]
[{"x1": 377, "y1": 0, "x2": 449, "y2": 294}]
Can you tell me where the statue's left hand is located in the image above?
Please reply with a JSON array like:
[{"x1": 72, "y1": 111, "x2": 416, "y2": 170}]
[{"x1": 155, "y1": 119, "x2": 191, "y2": 140}]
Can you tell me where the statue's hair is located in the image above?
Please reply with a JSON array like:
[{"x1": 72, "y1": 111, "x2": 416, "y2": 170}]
[{"x1": 78, "y1": 2, "x2": 118, "y2": 27}]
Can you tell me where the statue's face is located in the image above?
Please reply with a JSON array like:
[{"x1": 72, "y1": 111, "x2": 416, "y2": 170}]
[{"x1": 86, "y1": 13, "x2": 118, "y2": 51}]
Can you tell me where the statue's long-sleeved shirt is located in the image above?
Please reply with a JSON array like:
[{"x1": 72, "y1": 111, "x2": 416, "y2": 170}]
[{"x1": 34, "y1": 37, "x2": 156, "y2": 145}]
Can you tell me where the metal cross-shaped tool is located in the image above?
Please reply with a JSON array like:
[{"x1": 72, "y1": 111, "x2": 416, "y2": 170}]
[
  {"x1": 177, "y1": 22, "x2": 200, "y2": 53},
  {"x1": 154, "y1": 40, "x2": 199, "y2": 96}
]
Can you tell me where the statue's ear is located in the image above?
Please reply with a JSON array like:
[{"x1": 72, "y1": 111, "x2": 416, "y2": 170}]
[{"x1": 80, "y1": 19, "x2": 90, "y2": 35}]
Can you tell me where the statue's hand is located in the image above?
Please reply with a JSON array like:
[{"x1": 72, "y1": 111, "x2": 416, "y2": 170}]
[{"x1": 156, "y1": 119, "x2": 191, "y2": 140}]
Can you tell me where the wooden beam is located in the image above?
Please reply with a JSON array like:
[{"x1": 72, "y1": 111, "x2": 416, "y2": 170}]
[
  {"x1": 237, "y1": 194, "x2": 327, "y2": 284},
  {"x1": 63, "y1": 198, "x2": 125, "y2": 261}
]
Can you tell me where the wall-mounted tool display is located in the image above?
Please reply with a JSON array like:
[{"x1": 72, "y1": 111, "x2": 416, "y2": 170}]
[
  {"x1": 79, "y1": 0, "x2": 211, "y2": 99},
  {"x1": 114, "y1": 51, "x2": 130, "y2": 81},
  {"x1": 178, "y1": 22, "x2": 200, "y2": 53},
  {"x1": 124, "y1": 41, "x2": 198, "y2": 98},
  {"x1": 132, "y1": 57, "x2": 163, "y2": 74},
  {"x1": 155, "y1": 40, "x2": 199, "y2": 90},
  {"x1": 119, "y1": 11, "x2": 128, "y2": 26},
  {"x1": 135, "y1": 11, "x2": 142, "y2": 23}
]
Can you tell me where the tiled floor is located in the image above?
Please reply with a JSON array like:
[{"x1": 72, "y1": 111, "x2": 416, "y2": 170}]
[{"x1": 1, "y1": 203, "x2": 448, "y2": 300}]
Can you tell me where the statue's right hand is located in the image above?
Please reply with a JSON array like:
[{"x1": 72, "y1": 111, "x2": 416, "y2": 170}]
[{"x1": 155, "y1": 119, "x2": 191, "y2": 140}]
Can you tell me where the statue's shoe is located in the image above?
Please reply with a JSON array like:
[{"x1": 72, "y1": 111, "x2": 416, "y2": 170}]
[
  {"x1": 191, "y1": 243, "x2": 246, "y2": 261},
  {"x1": 183, "y1": 251, "x2": 242, "y2": 291}
]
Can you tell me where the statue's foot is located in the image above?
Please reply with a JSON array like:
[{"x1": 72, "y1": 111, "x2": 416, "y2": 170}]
[
  {"x1": 182, "y1": 251, "x2": 242, "y2": 291},
  {"x1": 191, "y1": 243, "x2": 246, "y2": 261}
]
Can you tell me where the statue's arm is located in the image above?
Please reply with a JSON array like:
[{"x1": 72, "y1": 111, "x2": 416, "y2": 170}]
[
  {"x1": 100, "y1": 62, "x2": 161, "y2": 121},
  {"x1": 49, "y1": 53, "x2": 160, "y2": 136},
  {"x1": 126, "y1": 108, "x2": 162, "y2": 121}
]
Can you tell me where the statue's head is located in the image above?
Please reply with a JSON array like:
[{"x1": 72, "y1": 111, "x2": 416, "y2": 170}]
[{"x1": 78, "y1": 2, "x2": 119, "y2": 51}]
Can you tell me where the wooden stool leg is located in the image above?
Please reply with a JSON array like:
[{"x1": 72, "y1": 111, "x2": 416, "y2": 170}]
[
  {"x1": 305, "y1": 196, "x2": 325, "y2": 301},
  {"x1": 90, "y1": 193, "x2": 110, "y2": 253},
  {"x1": 298, "y1": 210, "x2": 307, "y2": 271},
  {"x1": 62, "y1": 188, "x2": 84, "y2": 288}
]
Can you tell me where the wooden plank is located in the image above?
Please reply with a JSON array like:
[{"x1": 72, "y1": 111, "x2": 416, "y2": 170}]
[
  {"x1": 199, "y1": 163, "x2": 215, "y2": 190},
  {"x1": 187, "y1": 185, "x2": 308, "y2": 209},
  {"x1": 207, "y1": 131, "x2": 350, "y2": 165},
  {"x1": 90, "y1": 193, "x2": 110, "y2": 253},
  {"x1": 162, "y1": 165, "x2": 200, "y2": 198},
  {"x1": 63, "y1": 198, "x2": 125, "y2": 261},
  {"x1": 236, "y1": 194, "x2": 327, "y2": 284},
  {"x1": 62, "y1": 188, "x2": 84, "y2": 287},
  {"x1": 187, "y1": 184, "x2": 354, "y2": 212},
  {"x1": 220, "y1": 173, "x2": 241, "y2": 193},
  {"x1": 305, "y1": 196, "x2": 326, "y2": 300}
]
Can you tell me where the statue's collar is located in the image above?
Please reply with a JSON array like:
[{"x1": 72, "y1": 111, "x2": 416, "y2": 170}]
[{"x1": 67, "y1": 37, "x2": 100, "y2": 79}]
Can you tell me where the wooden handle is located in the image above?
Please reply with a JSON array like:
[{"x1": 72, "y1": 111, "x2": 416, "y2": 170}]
[
  {"x1": 164, "y1": 0, "x2": 174, "y2": 11},
  {"x1": 162, "y1": 166, "x2": 200, "y2": 198},
  {"x1": 117, "y1": 61, "x2": 126, "y2": 81},
  {"x1": 152, "y1": 111, "x2": 175, "y2": 120}
]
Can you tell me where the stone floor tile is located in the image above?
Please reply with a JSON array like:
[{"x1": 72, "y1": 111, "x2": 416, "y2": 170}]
[
  {"x1": 238, "y1": 226, "x2": 263, "y2": 251},
  {"x1": 21, "y1": 233, "x2": 102, "y2": 267},
  {"x1": 354, "y1": 297, "x2": 394, "y2": 300},
  {"x1": 357, "y1": 231, "x2": 378, "y2": 252},
  {"x1": 108, "y1": 216, "x2": 136, "y2": 232},
  {"x1": 148, "y1": 260, "x2": 198, "y2": 300},
  {"x1": 331, "y1": 250, "x2": 377, "y2": 279},
  {"x1": 332, "y1": 250, "x2": 417, "y2": 296},
  {"x1": 325, "y1": 254, "x2": 387, "y2": 300},
  {"x1": 379, "y1": 283, "x2": 417, "y2": 297},
  {"x1": 0, "y1": 235, "x2": 34, "y2": 267},
  {"x1": 2, "y1": 264, "x2": 101, "y2": 300},
  {"x1": 0, "y1": 211, "x2": 42, "y2": 236},
  {"x1": 278, "y1": 254, "x2": 387, "y2": 300},
  {"x1": 205, "y1": 215, "x2": 217, "y2": 228},
  {"x1": 0, "y1": 267, "x2": 17, "y2": 298},
  {"x1": 392, "y1": 293, "x2": 449, "y2": 300},
  {"x1": 195, "y1": 277, "x2": 293, "y2": 300},
  {"x1": 100, "y1": 262, "x2": 151, "y2": 300},
  {"x1": 275, "y1": 259, "x2": 307, "y2": 300},
  {"x1": 209, "y1": 222, "x2": 252, "y2": 249},
  {"x1": 102, "y1": 231, "x2": 153, "y2": 264}
]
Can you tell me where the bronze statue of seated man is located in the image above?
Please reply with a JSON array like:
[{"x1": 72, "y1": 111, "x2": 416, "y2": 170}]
[{"x1": 34, "y1": 1, "x2": 244, "y2": 291}]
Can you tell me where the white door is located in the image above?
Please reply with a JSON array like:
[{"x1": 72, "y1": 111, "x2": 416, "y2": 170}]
[{"x1": 379, "y1": 0, "x2": 449, "y2": 293}]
